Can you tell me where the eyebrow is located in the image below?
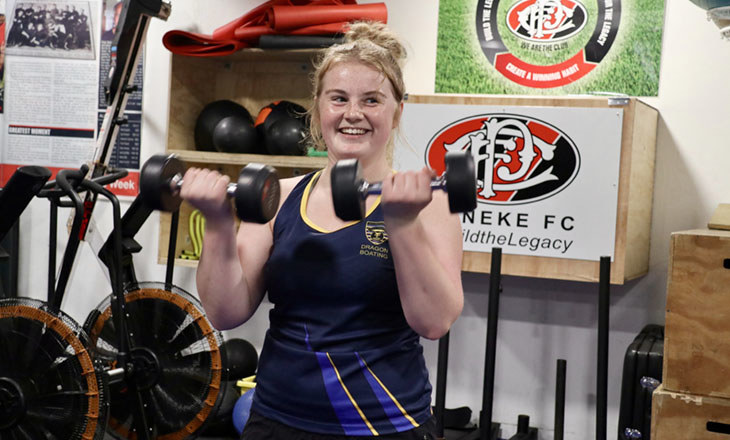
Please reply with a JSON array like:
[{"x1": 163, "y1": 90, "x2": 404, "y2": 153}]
[{"x1": 323, "y1": 89, "x2": 387, "y2": 98}]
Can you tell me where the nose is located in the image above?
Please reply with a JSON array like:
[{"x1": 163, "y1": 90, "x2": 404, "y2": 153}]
[{"x1": 344, "y1": 101, "x2": 363, "y2": 119}]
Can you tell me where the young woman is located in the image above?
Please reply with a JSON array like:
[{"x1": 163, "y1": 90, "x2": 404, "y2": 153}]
[{"x1": 181, "y1": 21, "x2": 464, "y2": 440}]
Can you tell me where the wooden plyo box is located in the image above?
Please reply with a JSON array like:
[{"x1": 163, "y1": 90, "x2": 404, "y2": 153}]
[
  {"x1": 663, "y1": 229, "x2": 730, "y2": 398},
  {"x1": 652, "y1": 385, "x2": 730, "y2": 439}
]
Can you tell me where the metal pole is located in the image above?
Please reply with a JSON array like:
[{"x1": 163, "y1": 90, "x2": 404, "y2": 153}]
[
  {"x1": 435, "y1": 332, "x2": 450, "y2": 437},
  {"x1": 480, "y1": 247, "x2": 502, "y2": 440},
  {"x1": 555, "y1": 359, "x2": 566, "y2": 440},
  {"x1": 597, "y1": 256, "x2": 611, "y2": 440}
]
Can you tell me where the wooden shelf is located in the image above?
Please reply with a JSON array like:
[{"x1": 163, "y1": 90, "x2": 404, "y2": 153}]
[
  {"x1": 167, "y1": 149, "x2": 328, "y2": 168},
  {"x1": 160, "y1": 47, "x2": 326, "y2": 267}
]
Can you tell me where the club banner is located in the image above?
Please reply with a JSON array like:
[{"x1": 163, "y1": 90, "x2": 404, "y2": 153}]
[
  {"x1": 394, "y1": 103, "x2": 623, "y2": 261},
  {"x1": 436, "y1": 0, "x2": 665, "y2": 95}
]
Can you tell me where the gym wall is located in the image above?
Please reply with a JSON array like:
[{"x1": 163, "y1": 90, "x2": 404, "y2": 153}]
[{"x1": 9, "y1": 1, "x2": 730, "y2": 439}]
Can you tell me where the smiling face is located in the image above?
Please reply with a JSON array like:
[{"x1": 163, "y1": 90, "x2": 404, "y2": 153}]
[{"x1": 317, "y1": 61, "x2": 402, "y2": 164}]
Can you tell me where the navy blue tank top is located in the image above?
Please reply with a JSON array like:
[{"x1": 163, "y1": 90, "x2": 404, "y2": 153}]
[{"x1": 252, "y1": 171, "x2": 433, "y2": 435}]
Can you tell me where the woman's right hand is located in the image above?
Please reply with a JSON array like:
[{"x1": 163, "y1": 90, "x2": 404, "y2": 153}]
[{"x1": 179, "y1": 167, "x2": 233, "y2": 221}]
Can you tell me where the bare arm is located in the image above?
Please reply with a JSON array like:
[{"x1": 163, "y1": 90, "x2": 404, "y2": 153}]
[
  {"x1": 195, "y1": 216, "x2": 271, "y2": 330},
  {"x1": 381, "y1": 169, "x2": 464, "y2": 340},
  {"x1": 181, "y1": 168, "x2": 301, "y2": 330}
]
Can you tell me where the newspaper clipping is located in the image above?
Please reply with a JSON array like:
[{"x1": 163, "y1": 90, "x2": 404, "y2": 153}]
[{"x1": 1, "y1": 0, "x2": 143, "y2": 196}]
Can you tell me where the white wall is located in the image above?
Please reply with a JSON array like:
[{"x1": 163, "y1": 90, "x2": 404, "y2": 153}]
[{"x1": 12, "y1": 0, "x2": 730, "y2": 439}]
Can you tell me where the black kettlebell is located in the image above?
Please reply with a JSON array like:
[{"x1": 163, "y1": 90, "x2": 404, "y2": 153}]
[
  {"x1": 194, "y1": 100, "x2": 260, "y2": 154},
  {"x1": 255, "y1": 101, "x2": 309, "y2": 156}
]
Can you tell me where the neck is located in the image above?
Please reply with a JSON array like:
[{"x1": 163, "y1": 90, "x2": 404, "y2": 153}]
[{"x1": 323, "y1": 151, "x2": 391, "y2": 185}]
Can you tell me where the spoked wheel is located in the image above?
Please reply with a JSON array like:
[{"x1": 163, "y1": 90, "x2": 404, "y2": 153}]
[
  {"x1": 0, "y1": 297, "x2": 109, "y2": 440},
  {"x1": 83, "y1": 282, "x2": 225, "y2": 440}
]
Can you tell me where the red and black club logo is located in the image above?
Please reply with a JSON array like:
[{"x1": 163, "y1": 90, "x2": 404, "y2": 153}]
[
  {"x1": 476, "y1": 0, "x2": 620, "y2": 88},
  {"x1": 425, "y1": 114, "x2": 580, "y2": 205},
  {"x1": 506, "y1": 0, "x2": 587, "y2": 42}
]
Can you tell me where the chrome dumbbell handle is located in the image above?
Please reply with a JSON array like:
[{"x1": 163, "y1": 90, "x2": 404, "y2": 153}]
[
  {"x1": 359, "y1": 175, "x2": 447, "y2": 197},
  {"x1": 168, "y1": 173, "x2": 238, "y2": 197}
]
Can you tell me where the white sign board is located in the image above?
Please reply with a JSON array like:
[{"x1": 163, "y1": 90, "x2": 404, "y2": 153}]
[{"x1": 394, "y1": 103, "x2": 623, "y2": 261}]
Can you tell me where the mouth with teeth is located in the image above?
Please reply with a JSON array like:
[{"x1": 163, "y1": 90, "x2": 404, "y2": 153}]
[{"x1": 339, "y1": 127, "x2": 369, "y2": 135}]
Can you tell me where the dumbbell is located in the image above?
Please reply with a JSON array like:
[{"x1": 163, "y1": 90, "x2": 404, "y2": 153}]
[
  {"x1": 139, "y1": 154, "x2": 280, "y2": 224},
  {"x1": 331, "y1": 150, "x2": 477, "y2": 221}
]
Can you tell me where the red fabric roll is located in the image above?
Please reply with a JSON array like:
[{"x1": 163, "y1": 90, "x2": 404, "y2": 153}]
[
  {"x1": 267, "y1": 4, "x2": 387, "y2": 31},
  {"x1": 163, "y1": 0, "x2": 387, "y2": 57},
  {"x1": 162, "y1": 31, "x2": 249, "y2": 57},
  {"x1": 211, "y1": 1, "x2": 273, "y2": 41}
]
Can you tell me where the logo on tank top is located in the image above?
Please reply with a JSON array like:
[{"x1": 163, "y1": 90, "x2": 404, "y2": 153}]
[
  {"x1": 360, "y1": 222, "x2": 390, "y2": 260},
  {"x1": 365, "y1": 221, "x2": 388, "y2": 245}
]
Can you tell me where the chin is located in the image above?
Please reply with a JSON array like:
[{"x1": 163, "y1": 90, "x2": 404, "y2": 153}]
[{"x1": 330, "y1": 145, "x2": 370, "y2": 159}]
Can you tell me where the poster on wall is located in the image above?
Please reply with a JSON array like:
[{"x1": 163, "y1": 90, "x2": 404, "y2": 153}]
[
  {"x1": 394, "y1": 103, "x2": 623, "y2": 261},
  {"x1": 0, "y1": 0, "x2": 5, "y2": 114},
  {"x1": 0, "y1": 0, "x2": 142, "y2": 197},
  {"x1": 97, "y1": 0, "x2": 143, "y2": 196},
  {"x1": 5, "y1": 1, "x2": 94, "y2": 59},
  {"x1": 435, "y1": 0, "x2": 665, "y2": 96},
  {"x1": 1, "y1": 0, "x2": 99, "y2": 186},
  {"x1": 0, "y1": 0, "x2": 5, "y2": 161}
]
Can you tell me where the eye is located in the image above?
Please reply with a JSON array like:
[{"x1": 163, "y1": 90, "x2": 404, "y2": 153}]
[{"x1": 364, "y1": 96, "x2": 381, "y2": 105}]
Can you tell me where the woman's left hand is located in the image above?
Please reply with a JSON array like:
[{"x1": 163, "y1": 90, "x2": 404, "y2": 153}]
[{"x1": 381, "y1": 167, "x2": 437, "y2": 226}]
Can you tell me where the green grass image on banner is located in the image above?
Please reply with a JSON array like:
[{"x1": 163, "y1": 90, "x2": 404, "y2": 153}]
[{"x1": 435, "y1": 0, "x2": 665, "y2": 96}]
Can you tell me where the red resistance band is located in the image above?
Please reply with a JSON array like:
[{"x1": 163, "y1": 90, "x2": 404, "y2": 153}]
[{"x1": 162, "y1": 1, "x2": 387, "y2": 57}]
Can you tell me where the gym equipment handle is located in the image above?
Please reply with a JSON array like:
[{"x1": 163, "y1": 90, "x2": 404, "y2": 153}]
[
  {"x1": 169, "y1": 173, "x2": 239, "y2": 197},
  {"x1": 359, "y1": 176, "x2": 446, "y2": 197}
]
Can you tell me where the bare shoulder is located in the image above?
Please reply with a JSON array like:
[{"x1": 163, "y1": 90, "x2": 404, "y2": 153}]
[
  {"x1": 239, "y1": 174, "x2": 309, "y2": 237},
  {"x1": 279, "y1": 174, "x2": 308, "y2": 202},
  {"x1": 423, "y1": 190, "x2": 461, "y2": 227}
]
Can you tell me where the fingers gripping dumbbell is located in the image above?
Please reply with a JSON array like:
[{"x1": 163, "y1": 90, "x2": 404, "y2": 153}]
[
  {"x1": 331, "y1": 150, "x2": 477, "y2": 221},
  {"x1": 140, "y1": 154, "x2": 281, "y2": 224}
]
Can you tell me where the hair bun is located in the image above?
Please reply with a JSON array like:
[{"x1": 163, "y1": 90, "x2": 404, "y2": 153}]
[{"x1": 345, "y1": 21, "x2": 407, "y2": 65}]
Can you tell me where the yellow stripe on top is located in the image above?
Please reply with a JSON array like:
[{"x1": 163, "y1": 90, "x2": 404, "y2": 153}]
[
  {"x1": 360, "y1": 357, "x2": 419, "y2": 428},
  {"x1": 326, "y1": 353, "x2": 379, "y2": 436},
  {"x1": 300, "y1": 170, "x2": 382, "y2": 233}
]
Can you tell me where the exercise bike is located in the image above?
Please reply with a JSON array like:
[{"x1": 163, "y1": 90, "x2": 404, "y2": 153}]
[{"x1": 0, "y1": 1, "x2": 234, "y2": 438}]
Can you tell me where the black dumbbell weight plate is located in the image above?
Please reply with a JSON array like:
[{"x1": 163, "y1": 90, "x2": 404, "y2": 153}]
[
  {"x1": 139, "y1": 154, "x2": 186, "y2": 212},
  {"x1": 444, "y1": 151, "x2": 477, "y2": 214},
  {"x1": 234, "y1": 164, "x2": 281, "y2": 223},
  {"x1": 331, "y1": 159, "x2": 366, "y2": 221}
]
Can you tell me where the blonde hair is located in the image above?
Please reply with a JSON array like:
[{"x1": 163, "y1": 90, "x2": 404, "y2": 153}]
[{"x1": 308, "y1": 21, "x2": 407, "y2": 159}]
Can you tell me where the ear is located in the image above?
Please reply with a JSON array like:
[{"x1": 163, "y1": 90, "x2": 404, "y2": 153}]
[{"x1": 393, "y1": 100, "x2": 404, "y2": 127}]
